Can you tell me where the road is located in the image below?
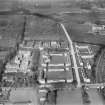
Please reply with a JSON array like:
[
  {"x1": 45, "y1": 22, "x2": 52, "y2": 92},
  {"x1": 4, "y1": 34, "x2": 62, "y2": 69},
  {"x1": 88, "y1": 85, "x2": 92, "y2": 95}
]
[{"x1": 60, "y1": 23, "x2": 81, "y2": 87}]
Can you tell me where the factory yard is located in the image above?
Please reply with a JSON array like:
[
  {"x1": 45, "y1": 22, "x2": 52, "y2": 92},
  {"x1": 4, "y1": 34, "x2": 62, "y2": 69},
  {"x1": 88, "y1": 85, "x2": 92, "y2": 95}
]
[{"x1": 39, "y1": 48, "x2": 73, "y2": 84}]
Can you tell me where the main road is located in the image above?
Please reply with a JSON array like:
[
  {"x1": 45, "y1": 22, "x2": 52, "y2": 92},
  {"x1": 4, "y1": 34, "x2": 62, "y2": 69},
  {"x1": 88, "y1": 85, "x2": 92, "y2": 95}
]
[{"x1": 60, "y1": 23, "x2": 81, "y2": 87}]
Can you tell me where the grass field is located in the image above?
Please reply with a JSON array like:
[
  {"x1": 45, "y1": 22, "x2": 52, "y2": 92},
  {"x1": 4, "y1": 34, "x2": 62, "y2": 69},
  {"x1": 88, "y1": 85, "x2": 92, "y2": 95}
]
[
  {"x1": 10, "y1": 88, "x2": 38, "y2": 105},
  {"x1": 57, "y1": 88, "x2": 105, "y2": 105},
  {"x1": 25, "y1": 16, "x2": 66, "y2": 41}
]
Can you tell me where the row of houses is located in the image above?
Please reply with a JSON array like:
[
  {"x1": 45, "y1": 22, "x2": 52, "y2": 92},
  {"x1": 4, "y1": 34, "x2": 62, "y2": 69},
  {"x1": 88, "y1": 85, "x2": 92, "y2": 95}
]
[
  {"x1": 89, "y1": 23, "x2": 105, "y2": 35},
  {"x1": 75, "y1": 43, "x2": 94, "y2": 83},
  {"x1": 75, "y1": 43, "x2": 94, "y2": 68},
  {"x1": 20, "y1": 40, "x2": 69, "y2": 49}
]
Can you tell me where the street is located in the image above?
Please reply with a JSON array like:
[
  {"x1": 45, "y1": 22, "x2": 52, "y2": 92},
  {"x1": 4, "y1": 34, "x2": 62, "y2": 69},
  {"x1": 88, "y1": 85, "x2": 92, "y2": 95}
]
[{"x1": 61, "y1": 23, "x2": 81, "y2": 87}]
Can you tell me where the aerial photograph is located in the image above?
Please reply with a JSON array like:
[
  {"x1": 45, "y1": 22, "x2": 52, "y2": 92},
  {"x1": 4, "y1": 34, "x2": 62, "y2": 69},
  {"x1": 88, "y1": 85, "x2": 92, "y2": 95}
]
[{"x1": 1, "y1": 0, "x2": 105, "y2": 105}]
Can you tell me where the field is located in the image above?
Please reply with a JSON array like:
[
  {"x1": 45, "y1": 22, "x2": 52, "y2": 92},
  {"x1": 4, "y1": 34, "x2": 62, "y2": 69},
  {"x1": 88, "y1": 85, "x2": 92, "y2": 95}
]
[
  {"x1": 25, "y1": 16, "x2": 66, "y2": 41},
  {"x1": 65, "y1": 23, "x2": 105, "y2": 45},
  {"x1": 57, "y1": 88, "x2": 105, "y2": 105},
  {"x1": 10, "y1": 88, "x2": 38, "y2": 105},
  {"x1": 0, "y1": 15, "x2": 24, "y2": 39},
  {"x1": 0, "y1": 15, "x2": 24, "y2": 48},
  {"x1": 1, "y1": 0, "x2": 105, "y2": 46}
]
